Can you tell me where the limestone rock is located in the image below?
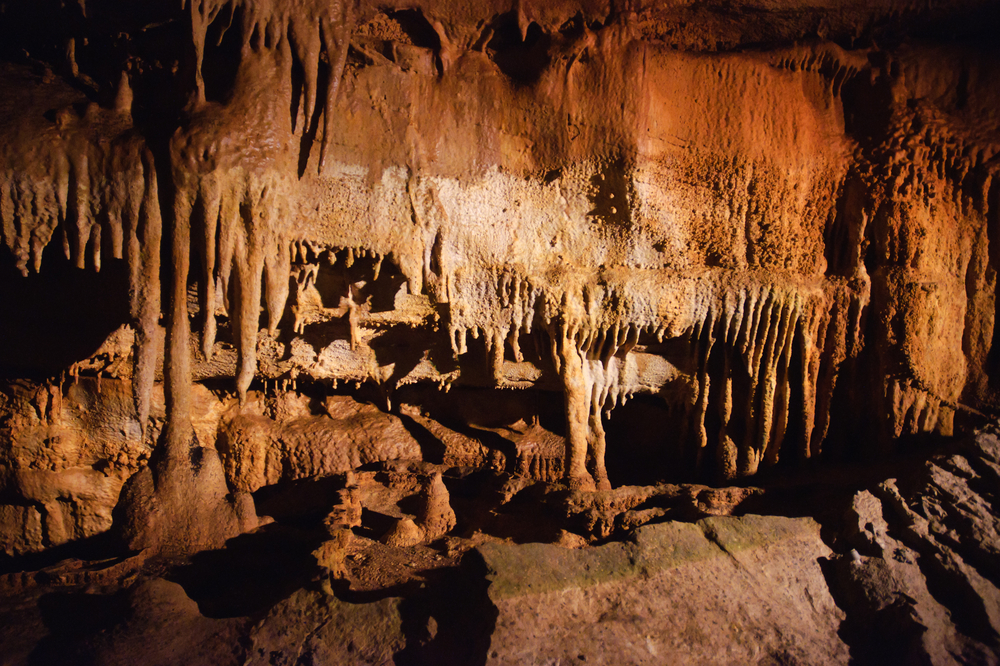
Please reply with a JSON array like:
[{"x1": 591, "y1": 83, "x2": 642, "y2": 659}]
[
  {"x1": 218, "y1": 401, "x2": 424, "y2": 493},
  {"x1": 381, "y1": 517, "x2": 425, "y2": 548},
  {"x1": 0, "y1": 7, "x2": 998, "y2": 664},
  {"x1": 88, "y1": 579, "x2": 247, "y2": 666},
  {"x1": 476, "y1": 515, "x2": 849, "y2": 665},
  {"x1": 20, "y1": 577, "x2": 247, "y2": 666},
  {"x1": 0, "y1": 378, "x2": 149, "y2": 555},
  {"x1": 415, "y1": 472, "x2": 457, "y2": 540},
  {"x1": 324, "y1": 477, "x2": 363, "y2": 534},
  {"x1": 314, "y1": 476, "x2": 364, "y2": 581},
  {"x1": 0, "y1": 505, "x2": 43, "y2": 557},
  {"x1": 115, "y1": 448, "x2": 259, "y2": 556},
  {"x1": 246, "y1": 588, "x2": 405, "y2": 666},
  {"x1": 821, "y1": 427, "x2": 1000, "y2": 663}
]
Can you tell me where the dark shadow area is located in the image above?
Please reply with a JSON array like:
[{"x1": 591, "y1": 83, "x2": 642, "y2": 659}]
[
  {"x1": 986, "y1": 178, "x2": 1000, "y2": 381},
  {"x1": 604, "y1": 396, "x2": 681, "y2": 487},
  {"x1": 296, "y1": 316, "x2": 355, "y2": 351},
  {"x1": 326, "y1": 574, "x2": 425, "y2": 606},
  {"x1": 201, "y1": 4, "x2": 243, "y2": 104},
  {"x1": 436, "y1": 470, "x2": 565, "y2": 543},
  {"x1": 486, "y1": 15, "x2": 550, "y2": 85},
  {"x1": 252, "y1": 476, "x2": 343, "y2": 523},
  {"x1": 295, "y1": 54, "x2": 328, "y2": 176},
  {"x1": 387, "y1": 10, "x2": 441, "y2": 51},
  {"x1": 354, "y1": 507, "x2": 398, "y2": 541},
  {"x1": 821, "y1": 338, "x2": 882, "y2": 464},
  {"x1": 734, "y1": 444, "x2": 942, "y2": 520},
  {"x1": 0, "y1": 247, "x2": 129, "y2": 378},
  {"x1": 397, "y1": 412, "x2": 448, "y2": 464},
  {"x1": 372, "y1": 325, "x2": 435, "y2": 396},
  {"x1": 910, "y1": 545, "x2": 1000, "y2": 648},
  {"x1": 400, "y1": 384, "x2": 565, "y2": 435},
  {"x1": 437, "y1": 468, "x2": 513, "y2": 537},
  {"x1": 356, "y1": 256, "x2": 409, "y2": 313},
  {"x1": 393, "y1": 550, "x2": 496, "y2": 666},
  {"x1": 818, "y1": 556, "x2": 932, "y2": 666},
  {"x1": 436, "y1": 468, "x2": 489, "y2": 526},
  {"x1": 289, "y1": 36, "x2": 307, "y2": 132},
  {"x1": 166, "y1": 522, "x2": 323, "y2": 619},
  {"x1": 0, "y1": 0, "x2": 182, "y2": 102},
  {"x1": 839, "y1": 52, "x2": 896, "y2": 144},
  {"x1": 488, "y1": 482, "x2": 568, "y2": 544},
  {"x1": 0, "y1": 530, "x2": 123, "y2": 576},
  {"x1": 29, "y1": 587, "x2": 132, "y2": 666},
  {"x1": 824, "y1": 172, "x2": 868, "y2": 279}
]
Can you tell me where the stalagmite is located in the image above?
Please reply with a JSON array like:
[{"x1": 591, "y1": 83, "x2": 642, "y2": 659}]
[{"x1": 553, "y1": 325, "x2": 596, "y2": 490}]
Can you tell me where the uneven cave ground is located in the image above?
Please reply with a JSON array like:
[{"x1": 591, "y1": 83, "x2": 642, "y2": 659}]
[{"x1": 1, "y1": 378, "x2": 1000, "y2": 665}]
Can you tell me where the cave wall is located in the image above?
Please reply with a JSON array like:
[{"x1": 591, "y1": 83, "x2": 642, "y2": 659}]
[{"x1": 1, "y1": 0, "x2": 999, "y2": 554}]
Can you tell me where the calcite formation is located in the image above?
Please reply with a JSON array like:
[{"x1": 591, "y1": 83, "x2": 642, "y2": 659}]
[{"x1": 0, "y1": 0, "x2": 998, "y2": 557}]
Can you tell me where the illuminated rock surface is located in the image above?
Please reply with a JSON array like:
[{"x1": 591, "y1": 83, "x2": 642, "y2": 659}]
[{"x1": 0, "y1": 0, "x2": 999, "y2": 663}]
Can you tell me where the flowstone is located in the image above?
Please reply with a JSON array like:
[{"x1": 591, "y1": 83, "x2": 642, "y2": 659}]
[{"x1": 0, "y1": 1, "x2": 1000, "y2": 663}]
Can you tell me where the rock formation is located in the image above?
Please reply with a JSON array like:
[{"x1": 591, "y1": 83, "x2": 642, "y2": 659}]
[{"x1": 0, "y1": 0, "x2": 999, "y2": 663}]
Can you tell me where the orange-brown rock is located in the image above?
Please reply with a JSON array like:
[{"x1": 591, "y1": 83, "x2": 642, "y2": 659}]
[{"x1": 0, "y1": 6, "x2": 998, "y2": 662}]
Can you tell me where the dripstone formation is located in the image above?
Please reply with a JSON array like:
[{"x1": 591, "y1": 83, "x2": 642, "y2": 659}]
[{"x1": 1, "y1": 1, "x2": 999, "y2": 663}]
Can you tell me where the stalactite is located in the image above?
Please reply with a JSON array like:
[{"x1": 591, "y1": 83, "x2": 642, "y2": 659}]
[
  {"x1": 172, "y1": 1, "x2": 324, "y2": 405},
  {"x1": 692, "y1": 306, "x2": 717, "y2": 470},
  {"x1": 198, "y1": 172, "x2": 221, "y2": 359},
  {"x1": 544, "y1": 302, "x2": 644, "y2": 490},
  {"x1": 437, "y1": 264, "x2": 870, "y2": 488},
  {"x1": 347, "y1": 284, "x2": 361, "y2": 350},
  {"x1": 552, "y1": 324, "x2": 594, "y2": 489},
  {"x1": 167, "y1": 171, "x2": 196, "y2": 459},
  {"x1": 182, "y1": 0, "x2": 354, "y2": 170},
  {"x1": 318, "y1": 6, "x2": 352, "y2": 170},
  {"x1": 0, "y1": 75, "x2": 161, "y2": 434},
  {"x1": 128, "y1": 149, "x2": 163, "y2": 433},
  {"x1": 178, "y1": 167, "x2": 296, "y2": 402},
  {"x1": 642, "y1": 276, "x2": 871, "y2": 481},
  {"x1": 486, "y1": 328, "x2": 507, "y2": 383}
]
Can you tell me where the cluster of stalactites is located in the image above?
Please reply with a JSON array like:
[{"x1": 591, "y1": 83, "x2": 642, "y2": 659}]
[
  {"x1": 0, "y1": 89, "x2": 162, "y2": 431},
  {"x1": 1, "y1": 87, "x2": 139, "y2": 276},
  {"x1": 768, "y1": 43, "x2": 867, "y2": 98},
  {"x1": 874, "y1": 105, "x2": 1000, "y2": 214},
  {"x1": 173, "y1": 166, "x2": 294, "y2": 407},
  {"x1": 439, "y1": 263, "x2": 872, "y2": 485},
  {"x1": 446, "y1": 268, "x2": 544, "y2": 382},
  {"x1": 683, "y1": 280, "x2": 869, "y2": 479},
  {"x1": 183, "y1": 0, "x2": 353, "y2": 168},
  {"x1": 165, "y1": 0, "x2": 358, "y2": 421},
  {"x1": 290, "y1": 242, "x2": 390, "y2": 352},
  {"x1": 444, "y1": 267, "x2": 683, "y2": 383},
  {"x1": 549, "y1": 310, "x2": 652, "y2": 490}
]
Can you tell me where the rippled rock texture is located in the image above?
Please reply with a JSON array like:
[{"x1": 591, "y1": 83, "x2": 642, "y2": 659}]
[{"x1": 0, "y1": 0, "x2": 999, "y2": 662}]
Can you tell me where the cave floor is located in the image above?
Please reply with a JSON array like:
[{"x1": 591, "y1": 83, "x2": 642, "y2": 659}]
[{"x1": 1, "y1": 433, "x2": 999, "y2": 666}]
